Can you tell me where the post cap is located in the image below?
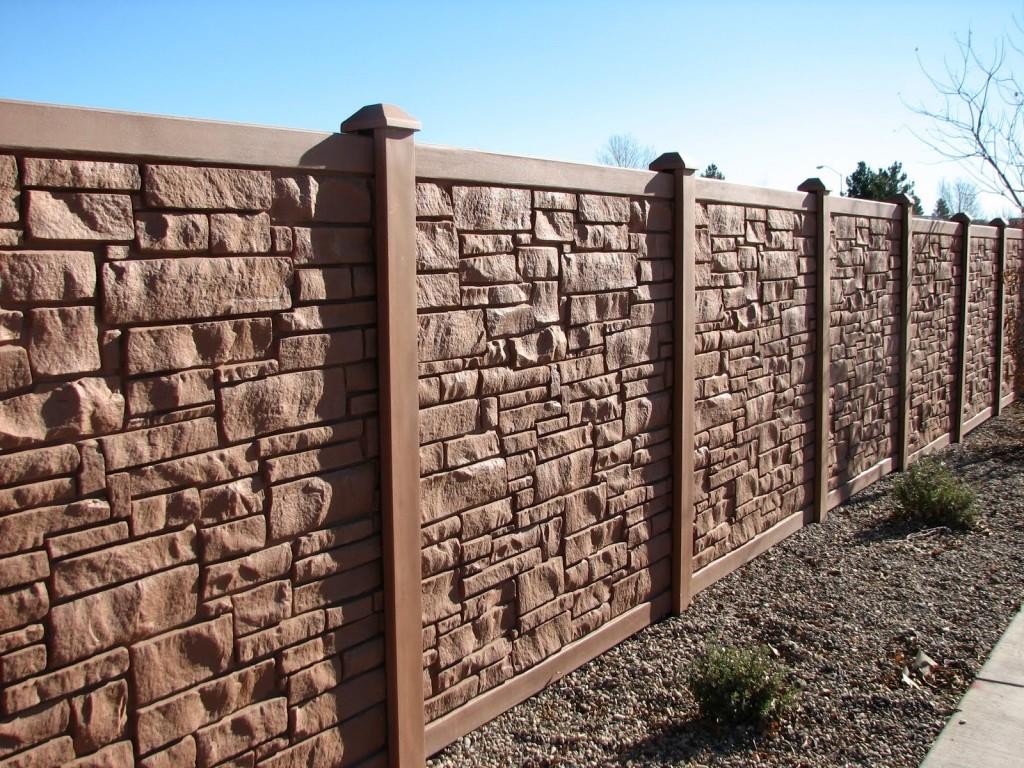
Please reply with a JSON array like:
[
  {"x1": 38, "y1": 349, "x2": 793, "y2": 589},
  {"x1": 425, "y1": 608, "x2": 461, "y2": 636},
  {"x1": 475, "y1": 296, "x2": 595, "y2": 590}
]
[
  {"x1": 648, "y1": 152, "x2": 687, "y2": 172},
  {"x1": 951, "y1": 212, "x2": 972, "y2": 225},
  {"x1": 886, "y1": 193, "x2": 916, "y2": 207},
  {"x1": 341, "y1": 104, "x2": 421, "y2": 133},
  {"x1": 797, "y1": 177, "x2": 829, "y2": 194},
  {"x1": 989, "y1": 217, "x2": 1008, "y2": 227}
]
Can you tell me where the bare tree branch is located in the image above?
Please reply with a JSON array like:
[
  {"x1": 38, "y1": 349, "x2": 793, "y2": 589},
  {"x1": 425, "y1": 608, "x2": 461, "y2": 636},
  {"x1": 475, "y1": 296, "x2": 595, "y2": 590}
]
[{"x1": 596, "y1": 134, "x2": 657, "y2": 169}]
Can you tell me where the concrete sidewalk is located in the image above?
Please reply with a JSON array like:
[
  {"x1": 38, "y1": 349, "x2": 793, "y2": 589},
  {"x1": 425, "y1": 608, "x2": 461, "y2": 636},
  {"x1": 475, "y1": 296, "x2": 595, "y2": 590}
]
[{"x1": 920, "y1": 609, "x2": 1024, "y2": 768}]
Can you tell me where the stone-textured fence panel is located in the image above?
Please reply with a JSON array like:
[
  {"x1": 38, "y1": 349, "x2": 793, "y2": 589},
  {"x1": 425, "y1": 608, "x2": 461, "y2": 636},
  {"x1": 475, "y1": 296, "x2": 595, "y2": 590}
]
[
  {"x1": 415, "y1": 182, "x2": 674, "y2": 722},
  {"x1": 692, "y1": 201, "x2": 816, "y2": 570},
  {"x1": 2, "y1": 101, "x2": 1023, "y2": 768},
  {"x1": 828, "y1": 212, "x2": 901, "y2": 489},
  {"x1": 0, "y1": 138, "x2": 388, "y2": 765}
]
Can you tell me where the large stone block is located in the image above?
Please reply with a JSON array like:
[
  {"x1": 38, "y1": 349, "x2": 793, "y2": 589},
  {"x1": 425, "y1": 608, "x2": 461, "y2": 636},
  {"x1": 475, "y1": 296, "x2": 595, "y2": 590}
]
[
  {"x1": 0, "y1": 346, "x2": 31, "y2": 395},
  {"x1": 26, "y1": 191, "x2": 133, "y2": 241},
  {"x1": 416, "y1": 221, "x2": 459, "y2": 271},
  {"x1": 578, "y1": 194, "x2": 629, "y2": 224},
  {"x1": 420, "y1": 399, "x2": 479, "y2": 444},
  {"x1": 561, "y1": 252, "x2": 637, "y2": 293},
  {"x1": 534, "y1": 448, "x2": 594, "y2": 502},
  {"x1": 707, "y1": 204, "x2": 744, "y2": 236},
  {"x1": 292, "y1": 226, "x2": 372, "y2": 265},
  {"x1": 220, "y1": 367, "x2": 346, "y2": 441},
  {"x1": 511, "y1": 611, "x2": 571, "y2": 672},
  {"x1": 760, "y1": 251, "x2": 799, "y2": 280},
  {"x1": 135, "y1": 212, "x2": 209, "y2": 252},
  {"x1": 605, "y1": 326, "x2": 656, "y2": 370},
  {"x1": 272, "y1": 174, "x2": 370, "y2": 223},
  {"x1": 52, "y1": 526, "x2": 197, "y2": 599},
  {"x1": 0, "y1": 377, "x2": 124, "y2": 450},
  {"x1": 696, "y1": 393, "x2": 734, "y2": 432},
  {"x1": 22, "y1": 158, "x2": 141, "y2": 190},
  {"x1": 421, "y1": 458, "x2": 508, "y2": 522},
  {"x1": 126, "y1": 369, "x2": 214, "y2": 414},
  {"x1": 453, "y1": 186, "x2": 531, "y2": 231},
  {"x1": 49, "y1": 564, "x2": 198, "y2": 665},
  {"x1": 0, "y1": 443, "x2": 79, "y2": 487},
  {"x1": 128, "y1": 444, "x2": 257, "y2": 496},
  {"x1": 416, "y1": 182, "x2": 453, "y2": 217},
  {"x1": 194, "y1": 697, "x2": 287, "y2": 767},
  {"x1": 209, "y1": 212, "x2": 271, "y2": 253},
  {"x1": 517, "y1": 557, "x2": 565, "y2": 614},
  {"x1": 0, "y1": 251, "x2": 95, "y2": 303},
  {"x1": 418, "y1": 273, "x2": 461, "y2": 310},
  {"x1": 268, "y1": 463, "x2": 375, "y2": 540},
  {"x1": 69, "y1": 679, "x2": 127, "y2": 753},
  {"x1": 103, "y1": 257, "x2": 292, "y2": 324},
  {"x1": 125, "y1": 317, "x2": 273, "y2": 375},
  {"x1": 0, "y1": 700, "x2": 69, "y2": 760},
  {"x1": 418, "y1": 310, "x2": 486, "y2": 362},
  {"x1": 145, "y1": 165, "x2": 271, "y2": 210},
  {"x1": 26, "y1": 306, "x2": 100, "y2": 377}
]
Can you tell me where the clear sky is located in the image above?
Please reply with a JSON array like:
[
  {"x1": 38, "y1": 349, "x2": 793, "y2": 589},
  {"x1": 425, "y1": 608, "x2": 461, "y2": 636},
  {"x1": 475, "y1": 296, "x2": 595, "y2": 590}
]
[{"x1": 1, "y1": 0, "x2": 1018, "y2": 216}]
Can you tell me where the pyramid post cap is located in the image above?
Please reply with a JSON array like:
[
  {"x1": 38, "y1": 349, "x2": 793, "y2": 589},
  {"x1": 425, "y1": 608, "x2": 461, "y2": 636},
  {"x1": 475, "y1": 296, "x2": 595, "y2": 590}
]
[
  {"x1": 649, "y1": 152, "x2": 688, "y2": 172},
  {"x1": 951, "y1": 212, "x2": 972, "y2": 225},
  {"x1": 886, "y1": 193, "x2": 916, "y2": 207},
  {"x1": 989, "y1": 217, "x2": 1008, "y2": 227},
  {"x1": 797, "y1": 177, "x2": 829, "y2": 194},
  {"x1": 341, "y1": 104, "x2": 421, "y2": 133}
]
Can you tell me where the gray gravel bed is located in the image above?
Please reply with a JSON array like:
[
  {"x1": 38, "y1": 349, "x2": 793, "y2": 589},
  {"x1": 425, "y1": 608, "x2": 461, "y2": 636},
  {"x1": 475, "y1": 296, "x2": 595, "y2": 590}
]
[{"x1": 428, "y1": 403, "x2": 1024, "y2": 768}]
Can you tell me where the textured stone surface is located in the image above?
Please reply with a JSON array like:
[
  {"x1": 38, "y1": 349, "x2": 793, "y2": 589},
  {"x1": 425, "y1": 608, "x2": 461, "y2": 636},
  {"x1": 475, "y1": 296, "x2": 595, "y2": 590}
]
[
  {"x1": 144, "y1": 165, "x2": 272, "y2": 210},
  {"x1": 103, "y1": 257, "x2": 292, "y2": 324},
  {"x1": 135, "y1": 212, "x2": 209, "y2": 252},
  {"x1": 23, "y1": 158, "x2": 141, "y2": 190},
  {"x1": 27, "y1": 306, "x2": 101, "y2": 377},
  {"x1": 0, "y1": 378, "x2": 124, "y2": 449},
  {"x1": 210, "y1": 212, "x2": 271, "y2": 253},
  {"x1": 27, "y1": 191, "x2": 134, "y2": 241},
  {"x1": 0, "y1": 251, "x2": 95, "y2": 303},
  {"x1": 125, "y1": 318, "x2": 273, "y2": 375},
  {"x1": 453, "y1": 186, "x2": 531, "y2": 231}
]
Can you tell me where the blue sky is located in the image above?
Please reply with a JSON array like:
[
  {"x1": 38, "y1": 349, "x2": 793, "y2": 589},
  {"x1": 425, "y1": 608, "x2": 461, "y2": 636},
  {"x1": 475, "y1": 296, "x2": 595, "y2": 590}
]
[{"x1": 1, "y1": 1, "x2": 1018, "y2": 215}]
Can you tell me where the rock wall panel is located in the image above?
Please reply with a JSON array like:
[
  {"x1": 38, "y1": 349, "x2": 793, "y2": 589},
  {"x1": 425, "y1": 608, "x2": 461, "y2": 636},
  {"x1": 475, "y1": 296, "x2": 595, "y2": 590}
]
[
  {"x1": 1002, "y1": 234, "x2": 1023, "y2": 398},
  {"x1": 416, "y1": 183, "x2": 674, "y2": 722},
  {"x1": 908, "y1": 225, "x2": 963, "y2": 452},
  {"x1": 966, "y1": 233, "x2": 999, "y2": 419},
  {"x1": 0, "y1": 156, "x2": 387, "y2": 767},
  {"x1": 691, "y1": 203, "x2": 816, "y2": 570},
  {"x1": 828, "y1": 213, "x2": 901, "y2": 487}
]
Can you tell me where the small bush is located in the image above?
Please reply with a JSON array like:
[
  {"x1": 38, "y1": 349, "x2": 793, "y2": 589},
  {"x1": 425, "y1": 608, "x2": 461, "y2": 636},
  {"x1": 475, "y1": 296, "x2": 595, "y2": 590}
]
[
  {"x1": 686, "y1": 644, "x2": 794, "y2": 725},
  {"x1": 892, "y1": 458, "x2": 977, "y2": 530}
]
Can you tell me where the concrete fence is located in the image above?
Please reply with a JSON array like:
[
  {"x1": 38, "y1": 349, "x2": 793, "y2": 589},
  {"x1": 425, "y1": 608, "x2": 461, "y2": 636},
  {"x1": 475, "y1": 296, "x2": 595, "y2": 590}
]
[{"x1": 0, "y1": 101, "x2": 1019, "y2": 768}]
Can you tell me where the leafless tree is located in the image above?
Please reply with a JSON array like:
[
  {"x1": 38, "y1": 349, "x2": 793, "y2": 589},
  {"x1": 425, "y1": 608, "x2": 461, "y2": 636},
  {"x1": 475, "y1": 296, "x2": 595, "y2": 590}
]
[
  {"x1": 596, "y1": 134, "x2": 657, "y2": 169},
  {"x1": 937, "y1": 178, "x2": 982, "y2": 218},
  {"x1": 910, "y1": 23, "x2": 1024, "y2": 214}
]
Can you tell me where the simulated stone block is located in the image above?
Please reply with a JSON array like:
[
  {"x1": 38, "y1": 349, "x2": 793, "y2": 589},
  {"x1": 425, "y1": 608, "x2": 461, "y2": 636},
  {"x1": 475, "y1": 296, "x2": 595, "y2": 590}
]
[
  {"x1": 23, "y1": 158, "x2": 141, "y2": 190},
  {"x1": 219, "y1": 367, "x2": 346, "y2": 441},
  {"x1": 561, "y1": 252, "x2": 637, "y2": 293},
  {"x1": 421, "y1": 458, "x2": 508, "y2": 522},
  {"x1": 125, "y1": 317, "x2": 273, "y2": 375},
  {"x1": 0, "y1": 346, "x2": 31, "y2": 395},
  {"x1": 418, "y1": 310, "x2": 487, "y2": 362},
  {"x1": 145, "y1": 165, "x2": 272, "y2": 210},
  {"x1": 0, "y1": 377, "x2": 124, "y2": 450},
  {"x1": 416, "y1": 221, "x2": 459, "y2": 271},
  {"x1": 103, "y1": 257, "x2": 292, "y2": 324},
  {"x1": 26, "y1": 191, "x2": 133, "y2": 241},
  {"x1": 417, "y1": 182, "x2": 454, "y2": 217},
  {"x1": 210, "y1": 212, "x2": 271, "y2": 253},
  {"x1": 0, "y1": 251, "x2": 95, "y2": 303},
  {"x1": 27, "y1": 306, "x2": 100, "y2": 377},
  {"x1": 578, "y1": 194, "x2": 629, "y2": 223},
  {"x1": 135, "y1": 212, "x2": 209, "y2": 252},
  {"x1": 453, "y1": 186, "x2": 531, "y2": 231}
]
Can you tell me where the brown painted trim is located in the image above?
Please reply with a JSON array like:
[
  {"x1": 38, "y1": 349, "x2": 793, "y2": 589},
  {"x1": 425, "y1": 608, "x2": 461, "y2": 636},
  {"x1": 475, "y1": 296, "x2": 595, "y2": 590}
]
[
  {"x1": 343, "y1": 107, "x2": 425, "y2": 768},
  {"x1": 826, "y1": 458, "x2": 895, "y2": 511},
  {"x1": 972, "y1": 223, "x2": 1002, "y2": 238},
  {"x1": 0, "y1": 98, "x2": 373, "y2": 173},
  {"x1": 695, "y1": 178, "x2": 816, "y2": 210},
  {"x1": 912, "y1": 217, "x2": 962, "y2": 236},
  {"x1": 651, "y1": 153, "x2": 698, "y2": 614},
  {"x1": 424, "y1": 592, "x2": 673, "y2": 756},
  {"x1": 962, "y1": 406, "x2": 994, "y2": 437},
  {"x1": 909, "y1": 432, "x2": 952, "y2": 464},
  {"x1": 898, "y1": 201, "x2": 915, "y2": 469},
  {"x1": 416, "y1": 144, "x2": 673, "y2": 198},
  {"x1": 691, "y1": 510, "x2": 805, "y2": 595},
  {"x1": 953, "y1": 214, "x2": 972, "y2": 443},
  {"x1": 994, "y1": 221, "x2": 1009, "y2": 416},
  {"x1": 813, "y1": 188, "x2": 832, "y2": 522},
  {"x1": 830, "y1": 196, "x2": 901, "y2": 218}
]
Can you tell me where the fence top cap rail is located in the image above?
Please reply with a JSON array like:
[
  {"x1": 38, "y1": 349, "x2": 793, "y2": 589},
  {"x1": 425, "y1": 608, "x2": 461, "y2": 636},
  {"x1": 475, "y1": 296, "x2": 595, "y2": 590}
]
[
  {"x1": 415, "y1": 142, "x2": 673, "y2": 198},
  {"x1": 694, "y1": 176, "x2": 818, "y2": 210},
  {"x1": 0, "y1": 97, "x2": 373, "y2": 174}
]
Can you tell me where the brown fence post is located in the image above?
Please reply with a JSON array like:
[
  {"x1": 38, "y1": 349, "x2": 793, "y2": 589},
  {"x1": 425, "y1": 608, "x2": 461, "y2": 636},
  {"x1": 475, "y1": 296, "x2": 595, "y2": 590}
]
[
  {"x1": 952, "y1": 212, "x2": 972, "y2": 443},
  {"x1": 650, "y1": 153, "x2": 696, "y2": 613},
  {"x1": 341, "y1": 104, "x2": 425, "y2": 768},
  {"x1": 992, "y1": 217, "x2": 1008, "y2": 417},
  {"x1": 891, "y1": 195, "x2": 916, "y2": 469},
  {"x1": 798, "y1": 178, "x2": 831, "y2": 522}
]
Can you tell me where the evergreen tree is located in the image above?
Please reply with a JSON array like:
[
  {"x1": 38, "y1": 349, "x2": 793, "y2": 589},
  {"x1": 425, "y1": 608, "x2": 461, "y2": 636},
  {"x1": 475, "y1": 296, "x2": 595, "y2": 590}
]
[
  {"x1": 701, "y1": 163, "x2": 725, "y2": 180},
  {"x1": 845, "y1": 161, "x2": 924, "y2": 214},
  {"x1": 932, "y1": 198, "x2": 952, "y2": 219}
]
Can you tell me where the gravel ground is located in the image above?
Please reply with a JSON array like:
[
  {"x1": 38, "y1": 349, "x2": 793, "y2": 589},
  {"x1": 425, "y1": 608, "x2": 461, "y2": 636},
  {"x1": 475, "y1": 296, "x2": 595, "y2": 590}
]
[{"x1": 428, "y1": 403, "x2": 1024, "y2": 768}]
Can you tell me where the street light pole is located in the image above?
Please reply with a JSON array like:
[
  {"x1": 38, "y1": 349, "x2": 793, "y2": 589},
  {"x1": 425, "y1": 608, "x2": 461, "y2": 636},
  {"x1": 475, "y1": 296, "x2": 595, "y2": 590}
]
[{"x1": 815, "y1": 165, "x2": 844, "y2": 196}]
